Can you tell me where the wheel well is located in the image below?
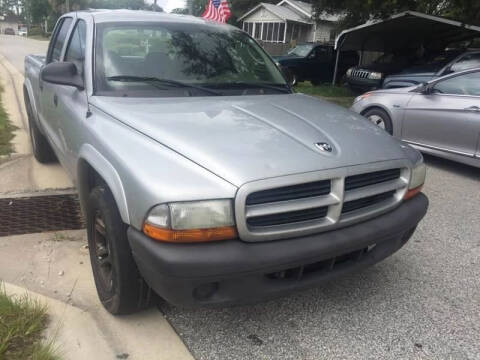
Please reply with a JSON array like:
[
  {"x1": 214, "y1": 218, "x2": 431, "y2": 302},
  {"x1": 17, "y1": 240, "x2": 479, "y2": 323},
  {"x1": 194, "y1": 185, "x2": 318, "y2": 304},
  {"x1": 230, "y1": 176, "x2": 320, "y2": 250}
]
[
  {"x1": 360, "y1": 106, "x2": 389, "y2": 117},
  {"x1": 77, "y1": 159, "x2": 106, "y2": 216}
]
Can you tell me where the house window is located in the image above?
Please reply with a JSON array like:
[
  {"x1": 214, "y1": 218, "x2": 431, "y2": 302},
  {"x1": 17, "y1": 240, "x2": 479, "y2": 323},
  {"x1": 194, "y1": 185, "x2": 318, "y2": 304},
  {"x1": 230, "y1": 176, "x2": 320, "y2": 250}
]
[
  {"x1": 254, "y1": 22, "x2": 261, "y2": 39},
  {"x1": 279, "y1": 23, "x2": 285, "y2": 42},
  {"x1": 250, "y1": 22, "x2": 286, "y2": 43}
]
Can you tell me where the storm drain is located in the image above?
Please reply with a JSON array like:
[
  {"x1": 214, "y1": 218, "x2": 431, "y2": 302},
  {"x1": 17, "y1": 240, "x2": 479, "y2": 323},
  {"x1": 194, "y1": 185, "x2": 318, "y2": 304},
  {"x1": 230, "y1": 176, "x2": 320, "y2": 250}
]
[{"x1": 0, "y1": 194, "x2": 85, "y2": 237}]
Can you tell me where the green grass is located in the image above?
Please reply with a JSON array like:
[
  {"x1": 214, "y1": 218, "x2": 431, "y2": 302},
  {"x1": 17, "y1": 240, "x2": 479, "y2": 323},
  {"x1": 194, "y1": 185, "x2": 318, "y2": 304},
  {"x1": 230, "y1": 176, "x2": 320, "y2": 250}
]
[
  {"x1": 0, "y1": 287, "x2": 60, "y2": 360},
  {"x1": 295, "y1": 81, "x2": 356, "y2": 108},
  {"x1": 0, "y1": 85, "x2": 18, "y2": 156}
]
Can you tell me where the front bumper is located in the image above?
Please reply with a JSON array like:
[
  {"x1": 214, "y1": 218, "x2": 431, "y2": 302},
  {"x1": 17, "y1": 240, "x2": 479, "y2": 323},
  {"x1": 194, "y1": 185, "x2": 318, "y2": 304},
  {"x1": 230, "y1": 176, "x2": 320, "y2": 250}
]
[
  {"x1": 346, "y1": 77, "x2": 382, "y2": 91},
  {"x1": 128, "y1": 193, "x2": 428, "y2": 307}
]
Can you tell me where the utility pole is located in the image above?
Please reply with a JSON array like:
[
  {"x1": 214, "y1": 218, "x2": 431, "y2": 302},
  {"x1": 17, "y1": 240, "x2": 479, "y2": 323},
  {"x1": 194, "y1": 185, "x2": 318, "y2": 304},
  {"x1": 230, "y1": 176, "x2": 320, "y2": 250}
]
[
  {"x1": 153, "y1": 0, "x2": 157, "y2": 11},
  {"x1": 66, "y1": 0, "x2": 70, "y2": 13}
]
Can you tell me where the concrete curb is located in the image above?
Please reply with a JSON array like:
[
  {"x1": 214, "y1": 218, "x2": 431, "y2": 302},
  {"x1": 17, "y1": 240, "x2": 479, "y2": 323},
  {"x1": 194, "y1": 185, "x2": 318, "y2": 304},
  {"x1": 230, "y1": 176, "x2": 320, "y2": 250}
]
[
  {"x1": 3, "y1": 281, "x2": 117, "y2": 360},
  {"x1": 0, "y1": 232, "x2": 195, "y2": 360}
]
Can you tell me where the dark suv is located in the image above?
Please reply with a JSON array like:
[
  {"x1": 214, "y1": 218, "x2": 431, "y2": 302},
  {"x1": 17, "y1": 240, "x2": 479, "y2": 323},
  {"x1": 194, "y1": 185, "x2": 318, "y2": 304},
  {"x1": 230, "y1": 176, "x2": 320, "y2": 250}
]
[
  {"x1": 345, "y1": 52, "x2": 412, "y2": 92},
  {"x1": 382, "y1": 50, "x2": 480, "y2": 89},
  {"x1": 273, "y1": 43, "x2": 358, "y2": 85}
]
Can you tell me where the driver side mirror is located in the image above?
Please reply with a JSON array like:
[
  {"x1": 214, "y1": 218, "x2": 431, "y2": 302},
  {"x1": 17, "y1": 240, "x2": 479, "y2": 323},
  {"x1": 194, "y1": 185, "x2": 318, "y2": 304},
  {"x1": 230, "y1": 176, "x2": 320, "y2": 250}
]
[
  {"x1": 41, "y1": 62, "x2": 84, "y2": 90},
  {"x1": 417, "y1": 82, "x2": 433, "y2": 94}
]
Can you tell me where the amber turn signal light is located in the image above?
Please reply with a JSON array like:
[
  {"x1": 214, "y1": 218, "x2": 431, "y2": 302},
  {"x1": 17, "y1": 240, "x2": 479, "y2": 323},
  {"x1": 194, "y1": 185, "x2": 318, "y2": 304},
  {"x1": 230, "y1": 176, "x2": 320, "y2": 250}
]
[
  {"x1": 143, "y1": 223, "x2": 237, "y2": 243},
  {"x1": 404, "y1": 185, "x2": 423, "y2": 200}
]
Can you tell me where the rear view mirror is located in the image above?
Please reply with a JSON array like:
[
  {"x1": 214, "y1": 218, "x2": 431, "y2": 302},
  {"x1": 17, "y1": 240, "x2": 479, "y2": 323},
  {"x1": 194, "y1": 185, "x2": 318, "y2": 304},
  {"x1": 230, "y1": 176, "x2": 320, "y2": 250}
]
[{"x1": 41, "y1": 62, "x2": 85, "y2": 90}]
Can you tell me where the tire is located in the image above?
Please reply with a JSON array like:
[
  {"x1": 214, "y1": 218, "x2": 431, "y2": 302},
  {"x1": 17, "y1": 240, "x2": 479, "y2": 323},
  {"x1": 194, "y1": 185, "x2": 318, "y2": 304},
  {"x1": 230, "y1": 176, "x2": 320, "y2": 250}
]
[
  {"x1": 287, "y1": 69, "x2": 297, "y2": 86},
  {"x1": 25, "y1": 98, "x2": 57, "y2": 163},
  {"x1": 86, "y1": 186, "x2": 155, "y2": 314},
  {"x1": 363, "y1": 108, "x2": 393, "y2": 135}
]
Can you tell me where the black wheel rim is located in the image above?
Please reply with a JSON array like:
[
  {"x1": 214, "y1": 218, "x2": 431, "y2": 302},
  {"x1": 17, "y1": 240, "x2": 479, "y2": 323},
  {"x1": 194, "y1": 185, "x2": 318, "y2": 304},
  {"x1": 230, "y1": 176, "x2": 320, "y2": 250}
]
[{"x1": 93, "y1": 212, "x2": 113, "y2": 292}]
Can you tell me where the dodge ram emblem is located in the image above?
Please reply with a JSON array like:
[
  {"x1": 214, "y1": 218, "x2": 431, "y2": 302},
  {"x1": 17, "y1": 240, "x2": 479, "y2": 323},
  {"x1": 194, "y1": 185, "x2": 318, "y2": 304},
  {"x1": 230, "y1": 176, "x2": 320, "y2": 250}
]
[{"x1": 315, "y1": 142, "x2": 333, "y2": 152}]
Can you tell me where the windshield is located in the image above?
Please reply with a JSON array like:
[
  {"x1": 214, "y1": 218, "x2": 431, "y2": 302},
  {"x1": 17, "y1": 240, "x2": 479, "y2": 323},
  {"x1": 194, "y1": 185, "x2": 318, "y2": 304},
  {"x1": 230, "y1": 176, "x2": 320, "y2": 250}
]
[
  {"x1": 287, "y1": 44, "x2": 313, "y2": 57},
  {"x1": 95, "y1": 22, "x2": 288, "y2": 97}
]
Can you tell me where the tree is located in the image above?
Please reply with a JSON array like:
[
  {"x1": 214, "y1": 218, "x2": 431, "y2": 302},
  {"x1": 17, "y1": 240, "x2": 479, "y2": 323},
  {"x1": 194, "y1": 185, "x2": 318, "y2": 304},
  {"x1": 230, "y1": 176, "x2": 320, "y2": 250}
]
[
  {"x1": 311, "y1": 0, "x2": 480, "y2": 28},
  {"x1": 27, "y1": 0, "x2": 51, "y2": 24}
]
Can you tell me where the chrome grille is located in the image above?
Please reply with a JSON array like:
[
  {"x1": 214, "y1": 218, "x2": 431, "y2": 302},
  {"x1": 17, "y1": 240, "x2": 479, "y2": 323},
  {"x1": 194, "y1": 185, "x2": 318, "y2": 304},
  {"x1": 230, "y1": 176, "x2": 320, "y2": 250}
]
[
  {"x1": 247, "y1": 206, "x2": 328, "y2": 227},
  {"x1": 246, "y1": 180, "x2": 331, "y2": 205},
  {"x1": 351, "y1": 70, "x2": 370, "y2": 79},
  {"x1": 342, "y1": 191, "x2": 396, "y2": 214},
  {"x1": 345, "y1": 169, "x2": 401, "y2": 191},
  {"x1": 235, "y1": 161, "x2": 411, "y2": 242}
]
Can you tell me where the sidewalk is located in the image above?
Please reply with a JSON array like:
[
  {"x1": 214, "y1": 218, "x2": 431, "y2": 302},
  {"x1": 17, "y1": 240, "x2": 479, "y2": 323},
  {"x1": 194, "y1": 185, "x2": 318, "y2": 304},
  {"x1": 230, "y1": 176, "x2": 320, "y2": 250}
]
[
  {"x1": 0, "y1": 230, "x2": 194, "y2": 360},
  {"x1": 0, "y1": 53, "x2": 72, "y2": 195}
]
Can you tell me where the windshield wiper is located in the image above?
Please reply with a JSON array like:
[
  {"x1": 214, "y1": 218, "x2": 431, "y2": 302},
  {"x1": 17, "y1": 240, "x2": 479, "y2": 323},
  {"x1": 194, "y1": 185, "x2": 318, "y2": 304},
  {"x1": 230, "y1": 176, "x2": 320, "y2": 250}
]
[
  {"x1": 212, "y1": 82, "x2": 292, "y2": 94},
  {"x1": 107, "y1": 76, "x2": 222, "y2": 96}
]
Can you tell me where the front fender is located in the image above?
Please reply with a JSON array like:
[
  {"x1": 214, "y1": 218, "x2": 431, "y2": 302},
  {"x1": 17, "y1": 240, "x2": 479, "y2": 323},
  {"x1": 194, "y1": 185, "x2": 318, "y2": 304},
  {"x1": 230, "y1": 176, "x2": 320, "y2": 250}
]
[{"x1": 77, "y1": 144, "x2": 130, "y2": 224}]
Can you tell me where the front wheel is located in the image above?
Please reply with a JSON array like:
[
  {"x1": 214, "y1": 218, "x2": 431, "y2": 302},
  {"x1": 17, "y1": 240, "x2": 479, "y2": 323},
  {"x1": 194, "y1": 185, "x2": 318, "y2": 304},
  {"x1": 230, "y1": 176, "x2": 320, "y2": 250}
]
[
  {"x1": 363, "y1": 108, "x2": 393, "y2": 135},
  {"x1": 86, "y1": 186, "x2": 155, "y2": 314}
]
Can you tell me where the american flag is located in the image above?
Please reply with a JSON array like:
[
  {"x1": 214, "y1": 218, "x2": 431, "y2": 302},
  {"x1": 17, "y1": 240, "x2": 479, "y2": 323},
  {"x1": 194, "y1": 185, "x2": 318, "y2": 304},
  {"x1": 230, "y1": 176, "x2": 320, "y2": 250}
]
[{"x1": 202, "y1": 0, "x2": 232, "y2": 23}]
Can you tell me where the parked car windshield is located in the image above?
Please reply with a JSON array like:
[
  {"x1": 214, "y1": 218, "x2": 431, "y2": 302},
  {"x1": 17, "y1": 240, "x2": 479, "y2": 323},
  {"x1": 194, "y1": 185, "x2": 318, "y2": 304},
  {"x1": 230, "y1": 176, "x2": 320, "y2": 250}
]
[
  {"x1": 288, "y1": 44, "x2": 313, "y2": 57},
  {"x1": 95, "y1": 22, "x2": 288, "y2": 97},
  {"x1": 401, "y1": 50, "x2": 462, "y2": 73}
]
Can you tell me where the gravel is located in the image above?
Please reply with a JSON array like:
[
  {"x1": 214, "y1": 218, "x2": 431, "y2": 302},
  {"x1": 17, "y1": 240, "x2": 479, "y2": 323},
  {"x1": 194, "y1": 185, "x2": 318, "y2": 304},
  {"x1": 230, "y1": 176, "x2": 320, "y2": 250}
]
[{"x1": 160, "y1": 155, "x2": 480, "y2": 360}]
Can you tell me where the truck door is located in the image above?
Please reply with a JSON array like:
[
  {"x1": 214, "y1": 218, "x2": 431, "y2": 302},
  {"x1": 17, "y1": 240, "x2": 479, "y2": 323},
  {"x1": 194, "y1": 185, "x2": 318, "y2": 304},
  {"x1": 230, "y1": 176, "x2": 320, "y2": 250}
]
[
  {"x1": 53, "y1": 19, "x2": 88, "y2": 177},
  {"x1": 40, "y1": 16, "x2": 73, "y2": 160}
]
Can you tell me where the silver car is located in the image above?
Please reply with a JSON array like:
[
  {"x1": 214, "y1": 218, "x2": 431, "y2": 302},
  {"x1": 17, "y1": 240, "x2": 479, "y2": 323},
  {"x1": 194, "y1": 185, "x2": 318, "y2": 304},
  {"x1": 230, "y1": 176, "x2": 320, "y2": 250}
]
[{"x1": 351, "y1": 68, "x2": 480, "y2": 168}]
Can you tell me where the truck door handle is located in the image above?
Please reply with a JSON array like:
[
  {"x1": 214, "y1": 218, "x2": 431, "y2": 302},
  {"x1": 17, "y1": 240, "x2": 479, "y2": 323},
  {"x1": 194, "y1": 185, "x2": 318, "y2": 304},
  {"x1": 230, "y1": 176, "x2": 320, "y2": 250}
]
[
  {"x1": 464, "y1": 106, "x2": 480, "y2": 112},
  {"x1": 53, "y1": 94, "x2": 58, "y2": 107}
]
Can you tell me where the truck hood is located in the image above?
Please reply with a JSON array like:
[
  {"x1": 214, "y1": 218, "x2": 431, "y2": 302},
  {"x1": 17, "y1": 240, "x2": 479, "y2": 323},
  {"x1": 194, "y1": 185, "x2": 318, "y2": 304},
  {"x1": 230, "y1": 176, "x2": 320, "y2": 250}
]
[
  {"x1": 272, "y1": 55, "x2": 301, "y2": 62},
  {"x1": 91, "y1": 94, "x2": 408, "y2": 187}
]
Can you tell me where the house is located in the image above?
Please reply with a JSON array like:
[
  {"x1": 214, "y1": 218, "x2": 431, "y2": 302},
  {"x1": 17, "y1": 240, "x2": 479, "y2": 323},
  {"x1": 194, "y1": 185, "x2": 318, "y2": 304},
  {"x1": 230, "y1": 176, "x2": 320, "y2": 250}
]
[
  {"x1": 0, "y1": 14, "x2": 19, "y2": 35},
  {"x1": 238, "y1": 0, "x2": 339, "y2": 54}
]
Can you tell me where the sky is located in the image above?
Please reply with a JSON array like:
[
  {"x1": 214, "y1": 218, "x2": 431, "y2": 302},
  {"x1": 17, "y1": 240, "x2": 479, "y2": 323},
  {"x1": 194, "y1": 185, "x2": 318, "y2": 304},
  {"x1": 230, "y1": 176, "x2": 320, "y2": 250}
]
[{"x1": 145, "y1": 0, "x2": 186, "y2": 13}]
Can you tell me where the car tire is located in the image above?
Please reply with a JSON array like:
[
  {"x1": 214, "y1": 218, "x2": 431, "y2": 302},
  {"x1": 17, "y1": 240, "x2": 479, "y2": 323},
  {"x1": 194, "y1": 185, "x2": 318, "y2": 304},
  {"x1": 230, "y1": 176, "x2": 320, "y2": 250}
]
[
  {"x1": 86, "y1": 185, "x2": 155, "y2": 315},
  {"x1": 26, "y1": 100, "x2": 57, "y2": 163},
  {"x1": 363, "y1": 108, "x2": 393, "y2": 135},
  {"x1": 287, "y1": 69, "x2": 297, "y2": 86}
]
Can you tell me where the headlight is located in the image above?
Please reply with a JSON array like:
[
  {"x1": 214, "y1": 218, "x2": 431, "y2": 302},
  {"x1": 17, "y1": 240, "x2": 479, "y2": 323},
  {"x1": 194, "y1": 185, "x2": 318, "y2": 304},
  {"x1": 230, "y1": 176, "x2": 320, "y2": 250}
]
[
  {"x1": 143, "y1": 200, "x2": 237, "y2": 243},
  {"x1": 404, "y1": 162, "x2": 426, "y2": 200},
  {"x1": 346, "y1": 68, "x2": 353, "y2": 77},
  {"x1": 368, "y1": 72, "x2": 383, "y2": 80},
  {"x1": 354, "y1": 91, "x2": 372, "y2": 103}
]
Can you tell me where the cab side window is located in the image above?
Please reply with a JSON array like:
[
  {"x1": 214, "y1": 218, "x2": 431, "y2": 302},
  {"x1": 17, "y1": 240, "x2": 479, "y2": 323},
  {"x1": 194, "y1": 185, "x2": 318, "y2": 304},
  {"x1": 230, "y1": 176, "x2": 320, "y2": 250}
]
[
  {"x1": 433, "y1": 71, "x2": 480, "y2": 96},
  {"x1": 50, "y1": 18, "x2": 73, "y2": 63},
  {"x1": 65, "y1": 20, "x2": 87, "y2": 77}
]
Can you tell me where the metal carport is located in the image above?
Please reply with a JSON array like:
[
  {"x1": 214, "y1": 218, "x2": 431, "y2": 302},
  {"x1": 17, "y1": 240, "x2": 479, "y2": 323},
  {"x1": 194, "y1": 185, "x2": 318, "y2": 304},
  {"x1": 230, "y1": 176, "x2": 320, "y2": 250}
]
[{"x1": 332, "y1": 11, "x2": 480, "y2": 84}]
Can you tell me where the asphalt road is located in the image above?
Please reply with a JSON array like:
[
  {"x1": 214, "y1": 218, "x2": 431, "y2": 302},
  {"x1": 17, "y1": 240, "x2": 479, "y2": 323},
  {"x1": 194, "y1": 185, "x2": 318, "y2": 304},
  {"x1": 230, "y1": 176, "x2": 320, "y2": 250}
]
[
  {"x1": 1, "y1": 34, "x2": 479, "y2": 360},
  {"x1": 161, "y1": 155, "x2": 480, "y2": 360},
  {"x1": 0, "y1": 35, "x2": 48, "y2": 74}
]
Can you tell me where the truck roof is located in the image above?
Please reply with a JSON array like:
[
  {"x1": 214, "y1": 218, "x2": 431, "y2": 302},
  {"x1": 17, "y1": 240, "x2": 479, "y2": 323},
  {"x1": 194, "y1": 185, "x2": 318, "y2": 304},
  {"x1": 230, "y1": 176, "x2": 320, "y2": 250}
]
[{"x1": 68, "y1": 9, "x2": 228, "y2": 26}]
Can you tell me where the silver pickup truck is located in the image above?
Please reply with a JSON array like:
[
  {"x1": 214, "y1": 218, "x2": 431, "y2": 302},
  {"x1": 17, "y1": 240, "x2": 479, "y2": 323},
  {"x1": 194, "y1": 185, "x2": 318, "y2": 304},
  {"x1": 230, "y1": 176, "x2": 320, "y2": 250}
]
[{"x1": 24, "y1": 10, "x2": 428, "y2": 314}]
